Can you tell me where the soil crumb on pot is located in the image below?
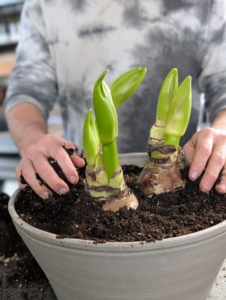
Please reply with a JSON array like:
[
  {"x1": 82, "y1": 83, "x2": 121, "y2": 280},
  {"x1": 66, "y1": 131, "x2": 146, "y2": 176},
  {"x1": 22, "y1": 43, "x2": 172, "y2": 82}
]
[{"x1": 15, "y1": 158, "x2": 226, "y2": 243}]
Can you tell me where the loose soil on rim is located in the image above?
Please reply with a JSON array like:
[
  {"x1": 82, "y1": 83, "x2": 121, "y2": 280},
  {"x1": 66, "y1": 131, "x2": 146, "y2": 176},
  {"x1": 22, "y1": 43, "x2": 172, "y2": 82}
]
[{"x1": 15, "y1": 154, "x2": 226, "y2": 243}]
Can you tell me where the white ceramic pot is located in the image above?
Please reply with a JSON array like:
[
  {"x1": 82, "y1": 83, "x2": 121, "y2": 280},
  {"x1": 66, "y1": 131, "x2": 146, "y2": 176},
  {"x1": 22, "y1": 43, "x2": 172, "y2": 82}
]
[{"x1": 8, "y1": 153, "x2": 226, "y2": 300}]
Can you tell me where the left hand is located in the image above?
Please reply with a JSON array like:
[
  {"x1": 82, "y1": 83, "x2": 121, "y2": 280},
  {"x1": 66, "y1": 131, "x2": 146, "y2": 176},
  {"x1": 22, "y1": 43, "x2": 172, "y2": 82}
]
[{"x1": 183, "y1": 127, "x2": 226, "y2": 194}]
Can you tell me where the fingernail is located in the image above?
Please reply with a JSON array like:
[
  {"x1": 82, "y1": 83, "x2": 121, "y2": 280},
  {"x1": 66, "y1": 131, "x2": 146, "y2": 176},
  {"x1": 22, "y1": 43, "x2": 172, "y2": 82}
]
[
  {"x1": 190, "y1": 170, "x2": 199, "y2": 180},
  {"x1": 43, "y1": 192, "x2": 49, "y2": 199},
  {"x1": 70, "y1": 175, "x2": 77, "y2": 184},
  {"x1": 202, "y1": 180, "x2": 210, "y2": 192},
  {"x1": 59, "y1": 188, "x2": 68, "y2": 195}
]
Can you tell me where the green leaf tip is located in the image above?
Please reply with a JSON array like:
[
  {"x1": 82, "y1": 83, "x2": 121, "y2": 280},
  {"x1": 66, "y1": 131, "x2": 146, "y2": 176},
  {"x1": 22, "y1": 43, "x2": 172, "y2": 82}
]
[
  {"x1": 82, "y1": 108, "x2": 100, "y2": 168},
  {"x1": 164, "y1": 75, "x2": 192, "y2": 148},
  {"x1": 93, "y1": 70, "x2": 118, "y2": 145},
  {"x1": 150, "y1": 68, "x2": 178, "y2": 141},
  {"x1": 156, "y1": 68, "x2": 178, "y2": 121},
  {"x1": 93, "y1": 70, "x2": 120, "y2": 180},
  {"x1": 110, "y1": 67, "x2": 147, "y2": 109}
]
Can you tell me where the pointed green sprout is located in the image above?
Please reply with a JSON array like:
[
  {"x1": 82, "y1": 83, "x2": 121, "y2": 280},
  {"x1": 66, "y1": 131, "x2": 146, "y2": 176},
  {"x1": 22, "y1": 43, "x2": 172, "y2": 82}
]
[
  {"x1": 82, "y1": 109, "x2": 101, "y2": 169},
  {"x1": 150, "y1": 68, "x2": 178, "y2": 140},
  {"x1": 110, "y1": 67, "x2": 147, "y2": 109},
  {"x1": 83, "y1": 68, "x2": 147, "y2": 182},
  {"x1": 93, "y1": 70, "x2": 120, "y2": 181},
  {"x1": 138, "y1": 70, "x2": 192, "y2": 196},
  {"x1": 156, "y1": 68, "x2": 178, "y2": 121},
  {"x1": 164, "y1": 76, "x2": 192, "y2": 149}
]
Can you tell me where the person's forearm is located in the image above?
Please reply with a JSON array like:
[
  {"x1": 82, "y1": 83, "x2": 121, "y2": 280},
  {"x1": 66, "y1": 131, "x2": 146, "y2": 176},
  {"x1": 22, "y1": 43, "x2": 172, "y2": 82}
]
[
  {"x1": 6, "y1": 103, "x2": 48, "y2": 157},
  {"x1": 211, "y1": 109, "x2": 226, "y2": 130}
]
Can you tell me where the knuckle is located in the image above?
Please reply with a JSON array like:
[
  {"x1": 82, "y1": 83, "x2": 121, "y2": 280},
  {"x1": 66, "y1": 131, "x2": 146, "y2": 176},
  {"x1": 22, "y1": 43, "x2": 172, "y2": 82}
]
[
  {"x1": 36, "y1": 162, "x2": 53, "y2": 176},
  {"x1": 55, "y1": 149, "x2": 67, "y2": 160},
  {"x1": 25, "y1": 143, "x2": 37, "y2": 156},
  {"x1": 202, "y1": 127, "x2": 214, "y2": 137},
  {"x1": 207, "y1": 173, "x2": 217, "y2": 182},
  {"x1": 40, "y1": 134, "x2": 53, "y2": 145},
  {"x1": 37, "y1": 164, "x2": 49, "y2": 175},
  {"x1": 22, "y1": 168, "x2": 34, "y2": 179},
  {"x1": 37, "y1": 170, "x2": 65, "y2": 191},
  {"x1": 212, "y1": 151, "x2": 225, "y2": 166},
  {"x1": 64, "y1": 141, "x2": 78, "y2": 150},
  {"x1": 199, "y1": 143, "x2": 212, "y2": 156},
  {"x1": 203, "y1": 170, "x2": 219, "y2": 185},
  {"x1": 26, "y1": 135, "x2": 54, "y2": 156}
]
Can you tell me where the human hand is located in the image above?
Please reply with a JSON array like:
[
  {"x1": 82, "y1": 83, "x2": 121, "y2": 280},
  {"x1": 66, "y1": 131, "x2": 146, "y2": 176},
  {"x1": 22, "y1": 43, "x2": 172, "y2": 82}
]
[
  {"x1": 183, "y1": 127, "x2": 226, "y2": 194},
  {"x1": 16, "y1": 134, "x2": 85, "y2": 199}
]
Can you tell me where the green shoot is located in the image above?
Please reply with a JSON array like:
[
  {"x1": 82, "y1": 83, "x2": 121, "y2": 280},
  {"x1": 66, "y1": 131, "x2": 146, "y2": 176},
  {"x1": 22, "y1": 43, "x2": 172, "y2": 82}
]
[
  {"x1": 83, "y1": 68, "x2": 145, "y2": 210},
  {"x1": 110, "y1": 67, "x2": 147, "y2": 109},
  {"x1": 150, "y1": 68, "x2": 178, "y2": 140},
  {"x1": 82, "y1": 109, "x2": 101, "y2": 169},
  {"x1": 138, "y1": 68, "x2": 192, "y2": 196},
  {"x1": 83, "y1": 67, "x2": 147, "y2": 173},
  {"x1": 164, "y1": 76, "x2": 192, "y2": 149},
  {"x1": 93, "y1": 70, "x2": 120, "y2": 181},
  {"x1": 156, "y1": 68, "x2": 178, "y2": 121}
]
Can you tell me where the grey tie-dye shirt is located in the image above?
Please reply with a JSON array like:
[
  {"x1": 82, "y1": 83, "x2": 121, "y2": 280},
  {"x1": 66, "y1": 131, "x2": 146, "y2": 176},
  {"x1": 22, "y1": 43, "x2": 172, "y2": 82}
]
[{"x1": 4, "y1": 0, "x2": 226, "y2": 153}]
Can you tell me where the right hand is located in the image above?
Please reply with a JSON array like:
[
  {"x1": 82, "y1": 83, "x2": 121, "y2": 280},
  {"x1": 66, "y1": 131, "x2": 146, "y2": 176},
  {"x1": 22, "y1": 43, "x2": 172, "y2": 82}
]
[{"x1": 16, "y1": 134, "x2": 85, "y2": 199}]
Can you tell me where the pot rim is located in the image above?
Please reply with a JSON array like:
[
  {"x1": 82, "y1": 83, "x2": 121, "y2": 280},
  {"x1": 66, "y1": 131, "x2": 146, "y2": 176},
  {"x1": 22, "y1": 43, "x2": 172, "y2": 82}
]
[
  {"x1": 9, "y1": 190, "x2": 226, "y2": 251},
  {"x1": 8, "y1": 152, "x2": 226, "y2": 251}
]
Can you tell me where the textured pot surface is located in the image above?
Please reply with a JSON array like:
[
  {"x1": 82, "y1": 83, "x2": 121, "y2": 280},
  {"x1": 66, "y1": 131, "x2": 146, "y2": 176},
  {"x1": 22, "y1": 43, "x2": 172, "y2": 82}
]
[{"x1": 8, "y1": 153, "x2": 226, "y2": 300}]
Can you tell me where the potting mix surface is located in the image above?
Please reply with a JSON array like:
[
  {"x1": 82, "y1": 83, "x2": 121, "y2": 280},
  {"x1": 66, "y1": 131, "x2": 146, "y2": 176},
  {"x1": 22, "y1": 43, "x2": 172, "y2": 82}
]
[
  {"x1": 16, "y1": 157, "x2": 226, "y2": 243},
  {"x1": 1, "y1": 153, "x2": 226, "y2": 299}
]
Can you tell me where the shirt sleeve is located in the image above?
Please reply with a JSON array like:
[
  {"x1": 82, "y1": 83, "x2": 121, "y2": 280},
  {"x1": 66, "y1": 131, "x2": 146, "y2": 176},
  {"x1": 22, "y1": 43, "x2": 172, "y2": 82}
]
[
  {"x1": 4, "y1": 0, "x2": 57, "y2": 120},
  {"x1": 198, "y1": 0, "x2": 226, "y2": 124}
]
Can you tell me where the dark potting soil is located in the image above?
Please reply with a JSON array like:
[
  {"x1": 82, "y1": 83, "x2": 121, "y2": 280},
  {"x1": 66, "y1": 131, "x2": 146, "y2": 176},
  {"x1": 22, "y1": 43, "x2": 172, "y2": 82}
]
[
  {"x1": 0, "y1": 191, "x2": 56, "y2": 300},
  {"x1": 15, "y1": 154, "x2": 226, "y2": 243}
]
